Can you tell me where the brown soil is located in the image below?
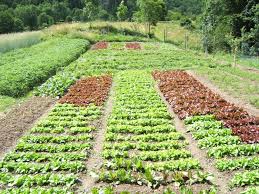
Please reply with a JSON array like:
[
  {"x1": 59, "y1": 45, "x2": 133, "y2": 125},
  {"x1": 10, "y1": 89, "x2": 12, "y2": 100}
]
[
  {"x1": 59, "y1": 75, "x2": 112, "y2": 107},
  {"x1": 0, "y1": 96, "x2": 55, "y2": 159},
  {"x1": 79, "y1": 82, "x2": 115, "y2": 193}
]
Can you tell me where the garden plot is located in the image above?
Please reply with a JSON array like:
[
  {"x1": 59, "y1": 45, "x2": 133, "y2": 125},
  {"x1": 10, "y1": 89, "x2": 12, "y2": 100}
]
[
  {"x1": 90, "y1": 71, "x2": 216, "y2": 193},
  {"x1": 35, "y1": 42, "x2": 214, "y2": 98},
  {"x1": 91, "y1": 42, "x2": 109, "y2": 50},
  {"x1": 153, "y1": 70, "x2": 259, "y2": 193},
  {"x1": 184, "y1": 116, "x2": 259, "y2": 194},
  {"x1": 0, "y1": 38, "x2": 88, "y2": 97},
  {"x1": 59, "y1": 75, "x2": 112, "y2": 107},
  {"x1": 0, "y1": 75, "x2": 112, "y2": 193},
  {"x1": 153, "y1": 70, "x2": 259, "y2": 143}
]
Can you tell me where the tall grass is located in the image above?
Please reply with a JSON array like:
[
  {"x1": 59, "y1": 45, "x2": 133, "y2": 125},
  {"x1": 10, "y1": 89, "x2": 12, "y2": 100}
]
[
  {"x1": 0, "y1": 31, "x2": 42, "y2": 53},
  {"x1": 42, "y1": 22, "x2": 202, "y2": 50}
]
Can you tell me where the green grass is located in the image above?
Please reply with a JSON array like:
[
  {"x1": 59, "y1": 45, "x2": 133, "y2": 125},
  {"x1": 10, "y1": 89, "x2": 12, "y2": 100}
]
[
  {"x1": 196, "y1": 67, "x2": 259, "y2": 108},
  {"x1": 0, "y1": 95, "x2": 29, "y2": 113},
  {"x1": 239, "y1": 57, "x2": 259, "y2": 70},
  {"x1": 0, "y1": 31, "x2": 42, "y2": 53}
]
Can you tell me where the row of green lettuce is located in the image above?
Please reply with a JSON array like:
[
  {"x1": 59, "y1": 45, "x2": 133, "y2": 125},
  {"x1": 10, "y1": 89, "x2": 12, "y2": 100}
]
[
  {"x1": 89, "y1": 70, "x2": 216, "y2": 192},
  {"x1": 0, "y1": 103, "x2": 101, "y2": 193},
  {"x1": 184, "y1": 115, "x2": 259, "y2": 193}
]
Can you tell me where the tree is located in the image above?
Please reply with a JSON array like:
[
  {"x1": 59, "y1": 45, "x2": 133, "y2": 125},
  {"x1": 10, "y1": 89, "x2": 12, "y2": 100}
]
[
  {"x1": 0, "y1": 11, "x2": 14, "y2": 33},
  {"x1": 15, "y1": 5, "x2": 38, "y2": 30},
  {"x1": 52, "y1": 2, "x2": 70, "y2": 22},
  {"x1": 83, "y1": 0, "x2": 99, "y2": 20},
  {"x1": 38, "y1": 12, "x2": 54, "y2": 27},
  {"x1": 135, "y1": 0, "x2": 166, "y2": 36},
  {"x1": 116, "y1": 0, "x2": 128, "y2": 21},
  {"x1": 67, "y1": 0, "x2": 84, "y2": 9},
  {"x1": 226, "y1": 33, "x2": 244, "y2": 66},
  {"x1": 13, "y1": 18, "x2": 24, "y2": 32},
  {"x1": 136, "y1": 0, "x2": 167, "y2": 26},
  {"x1": 202, "y1": 0, "x2": 258, "y2": 55}
]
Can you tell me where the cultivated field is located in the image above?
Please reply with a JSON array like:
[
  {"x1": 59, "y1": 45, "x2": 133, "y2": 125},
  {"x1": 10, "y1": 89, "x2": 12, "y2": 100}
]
[{"x1": 0, "y1": 24, "x2": 258, "y2": 194}]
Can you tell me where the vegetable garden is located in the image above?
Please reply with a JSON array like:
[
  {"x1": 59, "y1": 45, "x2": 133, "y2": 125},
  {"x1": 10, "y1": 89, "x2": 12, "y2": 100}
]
[{"x1": 0, "y1": 41, "x2": 258, "y2": 194}]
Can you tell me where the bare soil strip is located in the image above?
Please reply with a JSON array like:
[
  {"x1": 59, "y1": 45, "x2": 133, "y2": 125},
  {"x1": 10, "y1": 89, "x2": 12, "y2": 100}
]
[
  {"x1": 154, "y1": 84, "x2": 232, "y2": 194},
  {"x1": 79, "y1": 82, "x2": 115, "y2": 193},
  {"x1": 236, "y1": 64, "x2": 259, "y2": 74},
  {"x1": 0, "y1": 96, "x2": 55, "y2": 159},
  {"x1": 187, "y1": 70, "x2": 259, "y2": 117}
]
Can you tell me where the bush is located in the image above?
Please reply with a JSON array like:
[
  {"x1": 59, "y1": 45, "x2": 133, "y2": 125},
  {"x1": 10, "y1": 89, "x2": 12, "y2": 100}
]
[
  {"x1": 180, "y1": 18, "x2": 193, "y2": 29},
  {"x1": 38, "y1": 13, "x2": 54, "y2": 27},
  {"x1": 65, "y1": 16, "x2": 73, "y2": 22}
]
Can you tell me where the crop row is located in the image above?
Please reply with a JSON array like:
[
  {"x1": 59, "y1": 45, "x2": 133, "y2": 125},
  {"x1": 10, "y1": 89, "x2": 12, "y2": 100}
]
[
  {"x1": 0, "y1": 103, "x2": 101, "y2": 193},
  {"x1": 0, "y1": 38, "x2": 88, "y2": 97},
  {"x1": 153, "y1": 70, "x2": 259, "y2": 143},
  {"x1": 92, "y1": 71, "x2": 213, "y2": 191},
  {"x1": 91, "y1": 186, "x2": 217, "y2": 194},
  {"x1": 36, "y1": 42, "x2": 215, "y2": 98},
  {"x1": 59, "y1": 75, "x2": 112, "y2": 107},
  {"x1": 91, "y1": 41, "x2": 109, "y2": 50},
  {"x1": 184, "y1": 115, "x2": 259, "y2": 191}
]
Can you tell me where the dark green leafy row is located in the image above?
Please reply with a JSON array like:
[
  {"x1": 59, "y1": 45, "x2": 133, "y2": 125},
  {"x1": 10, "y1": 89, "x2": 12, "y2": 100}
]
[{"x1": 0, "y1": 38, "x2": 89, "y2": 97}]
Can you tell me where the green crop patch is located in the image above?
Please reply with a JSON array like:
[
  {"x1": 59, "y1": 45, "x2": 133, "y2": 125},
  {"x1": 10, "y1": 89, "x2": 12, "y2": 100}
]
[
  {"x1": 36, "y1": 42, "x2": 215, "y2": 98},
  {"x1": 90, "y1": 70, "x2": 213, "y2": 190},
  {"x1": 0, "y1": 38, "x2": 89, "y2": 97},
  {"x1": 184, "y1": 115, "x2": 259, "y2": 191},
  {"x1": 0, "y1": 103, "x2": 101, "y2": 192}
]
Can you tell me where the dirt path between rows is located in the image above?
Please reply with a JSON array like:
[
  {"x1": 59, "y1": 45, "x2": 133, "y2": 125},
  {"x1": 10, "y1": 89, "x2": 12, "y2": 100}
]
[
  {"x1": 154, "y1": 84, "x2": 234, "y2": 194},
  {"x1": 187, "y1": 70, "x2": 259, "y2": 117},
  {"x1": 79, "y1": 82, "x2": 115, "y2": 193},
  {"x1": 0, "y1": 96, "x2": 55, "y2": 159}
]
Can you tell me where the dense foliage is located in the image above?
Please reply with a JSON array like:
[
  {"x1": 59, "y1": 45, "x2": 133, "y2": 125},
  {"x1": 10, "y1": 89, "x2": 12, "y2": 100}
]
[
  {"x1": 202, "y1": 0, "x2": 259, "y2": 55},
  {"x1": 0, "y1": 38, "x2": 88, "y2": 97},
  {"x1": 0, "y1": 0, "x2": 202, "y2": 33}
]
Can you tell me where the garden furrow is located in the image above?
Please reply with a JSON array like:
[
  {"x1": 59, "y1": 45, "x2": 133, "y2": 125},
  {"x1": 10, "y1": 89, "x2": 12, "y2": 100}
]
[
  {"x1": 0, "y1": 75, "x2": 112, "y2": 193},
  {"x1": 155, "y1": 84, "x2": 230, "y2": 194},
  {"x1": 89, "y1": 70, "x2": 216, "y2": 193},
  {"x1": 79, "y1": 81, "x2": 115, "y2": 192},
  {"x1": 154, "y1": 70, "x2": 259, "y2": 193}
]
